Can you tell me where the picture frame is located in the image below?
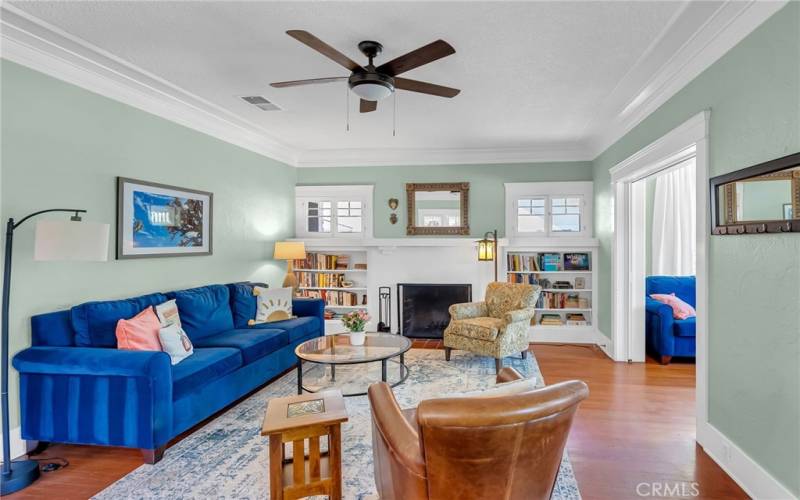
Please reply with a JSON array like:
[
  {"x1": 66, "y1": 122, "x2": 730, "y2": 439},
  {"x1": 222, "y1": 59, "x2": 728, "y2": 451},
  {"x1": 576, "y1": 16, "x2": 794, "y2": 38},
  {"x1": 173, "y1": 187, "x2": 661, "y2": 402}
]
[
  {"x1": 574, "y1": 277, "x2": 586, "y2": 289},
  {"x1": 116, "y1": 177, "x2": 213, "y2": 259},
  {"x1": 564, "y1": 252, "x2": 590, "y2": 271}
]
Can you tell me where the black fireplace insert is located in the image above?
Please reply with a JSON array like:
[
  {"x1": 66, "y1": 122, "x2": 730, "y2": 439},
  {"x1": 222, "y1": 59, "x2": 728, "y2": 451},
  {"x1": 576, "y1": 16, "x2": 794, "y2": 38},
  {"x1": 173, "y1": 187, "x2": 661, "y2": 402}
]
[{"x1": 397, "y1": 283, "x2": 472, "y2": 339}]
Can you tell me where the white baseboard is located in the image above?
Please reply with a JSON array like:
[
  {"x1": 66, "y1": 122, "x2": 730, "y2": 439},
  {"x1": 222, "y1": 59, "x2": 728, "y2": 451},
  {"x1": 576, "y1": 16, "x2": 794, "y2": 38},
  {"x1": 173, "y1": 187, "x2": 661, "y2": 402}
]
[
  {"x1": 698, "y1": 422, "x2": 797, "y2": 500},
  {"x1": 0, "y1": 426, "x2": 28, "y2": 460}
]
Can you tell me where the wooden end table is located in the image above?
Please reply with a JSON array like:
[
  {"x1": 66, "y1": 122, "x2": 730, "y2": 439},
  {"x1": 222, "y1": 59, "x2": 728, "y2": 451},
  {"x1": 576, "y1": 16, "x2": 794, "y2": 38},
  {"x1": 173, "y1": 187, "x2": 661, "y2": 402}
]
[{"x1": 261, "y1": 389, "x2": 348, "y2": 500}]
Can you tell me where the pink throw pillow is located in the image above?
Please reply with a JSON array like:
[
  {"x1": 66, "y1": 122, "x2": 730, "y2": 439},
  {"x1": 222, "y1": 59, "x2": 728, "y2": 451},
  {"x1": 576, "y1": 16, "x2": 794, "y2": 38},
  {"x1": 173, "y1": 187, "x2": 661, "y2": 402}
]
[
  {"x1": 116, "y1": 307, "x2": 162, "y2": 351},
  {"x1": 650, "y1": 293, "x2": 696, "y2": 320}
]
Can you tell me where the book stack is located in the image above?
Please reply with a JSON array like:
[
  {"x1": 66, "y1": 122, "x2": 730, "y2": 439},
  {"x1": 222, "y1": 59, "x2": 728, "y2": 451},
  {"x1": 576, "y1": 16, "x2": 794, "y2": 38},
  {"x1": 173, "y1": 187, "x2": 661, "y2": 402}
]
[
  {"x1": 566, "y1": 313, "x2": 588, "y2": 326},
  {"x1": 539, "y1": 314, "x2": 563, "y2": 326},
  {"x1": 298, "y1": 289, "x2": 362, "y2": 306},
  {"x1": 295, "y1": 272, "x2": 345, "y2": 288},
  {"x1": 294, "y1": 253, "x2": 349, "y2": 270},
  {"x1": 507, "y1": 254, "x2": 541, "y2": 272}
]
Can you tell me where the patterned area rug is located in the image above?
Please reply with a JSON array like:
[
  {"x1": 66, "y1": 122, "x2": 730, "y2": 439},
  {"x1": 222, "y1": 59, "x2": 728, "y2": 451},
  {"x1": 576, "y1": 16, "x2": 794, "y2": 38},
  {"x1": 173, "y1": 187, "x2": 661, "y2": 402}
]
[{"x1": 94, "y1": 349, "x2": 581, "y2": 499}]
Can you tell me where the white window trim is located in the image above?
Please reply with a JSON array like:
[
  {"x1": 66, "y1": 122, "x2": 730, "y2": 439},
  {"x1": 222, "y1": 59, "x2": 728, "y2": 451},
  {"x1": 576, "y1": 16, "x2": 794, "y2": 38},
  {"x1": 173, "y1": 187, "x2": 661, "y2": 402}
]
[
  {"x1": 295, "y1": 185, "x2": 374, "y2": 239},
  {"x1": 504, "y1": 181, "x2": 594, "y2": 239}
]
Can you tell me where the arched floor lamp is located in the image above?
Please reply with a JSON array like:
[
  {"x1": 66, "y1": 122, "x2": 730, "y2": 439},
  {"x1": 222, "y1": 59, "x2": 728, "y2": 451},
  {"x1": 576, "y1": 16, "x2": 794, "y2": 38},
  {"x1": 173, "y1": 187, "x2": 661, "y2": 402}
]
[{"x1": 1, "y1": 209, "x2": 109, "y2": 495}]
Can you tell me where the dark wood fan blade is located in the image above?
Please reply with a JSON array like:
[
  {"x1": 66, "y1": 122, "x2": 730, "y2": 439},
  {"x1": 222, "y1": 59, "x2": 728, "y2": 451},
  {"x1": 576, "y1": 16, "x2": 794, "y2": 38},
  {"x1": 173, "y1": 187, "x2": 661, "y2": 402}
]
[
  {"x1": 270, "y1": 77, "x2": 347, "y2": 88},
  {"x1": 376, "y1": 39, "x2": 455, "y2": 76},
  {"x1": 394, "y1": 77, "x2": 460, "y2": 98},
  {"x1": 360, "y1": 99, "x2": 377, "y2": 113},
  {"x1": 286, "y1": 30, "x2": 363, "y2": 72}
]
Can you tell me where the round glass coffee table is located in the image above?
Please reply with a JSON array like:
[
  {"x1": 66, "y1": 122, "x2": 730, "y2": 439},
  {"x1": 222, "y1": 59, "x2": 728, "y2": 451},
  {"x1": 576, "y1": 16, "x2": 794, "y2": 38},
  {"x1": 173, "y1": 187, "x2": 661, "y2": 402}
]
[{"x1": 295, "y1": 333, "x2": 412, "y2": 397}]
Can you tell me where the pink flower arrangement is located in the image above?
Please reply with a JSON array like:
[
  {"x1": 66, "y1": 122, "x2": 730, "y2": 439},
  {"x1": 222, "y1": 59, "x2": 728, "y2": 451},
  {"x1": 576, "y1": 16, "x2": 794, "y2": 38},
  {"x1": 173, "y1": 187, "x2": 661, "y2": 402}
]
[{"x1": 341, "y1": 309, "x2": 370, "y2": 332}]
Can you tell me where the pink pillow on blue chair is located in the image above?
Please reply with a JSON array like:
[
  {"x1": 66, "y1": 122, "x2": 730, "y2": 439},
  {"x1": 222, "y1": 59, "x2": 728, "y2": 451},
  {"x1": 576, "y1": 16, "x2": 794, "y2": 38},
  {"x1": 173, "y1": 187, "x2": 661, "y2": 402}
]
[{"x1": 650, "y1": 293, "x2": 696, "y2": 320}]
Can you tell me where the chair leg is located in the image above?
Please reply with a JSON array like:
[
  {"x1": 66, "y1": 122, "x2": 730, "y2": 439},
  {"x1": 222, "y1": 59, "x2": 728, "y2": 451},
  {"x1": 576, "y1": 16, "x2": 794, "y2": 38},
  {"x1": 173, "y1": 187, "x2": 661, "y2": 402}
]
[
  {"x1": 444, "y1": 347, "x2": 452, "y2": 361},
  {"x1": 660, "y1": 355, "x2": 672, "y2": 365},
  {"x1": 521, "y1": 350, "x2": 527, "y2": 359},
  {"x1": 495, "y1": 358, "x2": 502, "y2": 374}
]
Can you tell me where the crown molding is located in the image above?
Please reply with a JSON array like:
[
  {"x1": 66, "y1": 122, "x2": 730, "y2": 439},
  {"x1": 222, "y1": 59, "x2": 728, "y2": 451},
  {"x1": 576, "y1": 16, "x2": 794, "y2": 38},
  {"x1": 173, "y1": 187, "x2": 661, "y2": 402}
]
[
  {"x1": 0, "y1": 2, "x2": 785, "y2": 169},
  {"x1": 0, "y1": 4, "x2": 298, "y2": 166},
  {"x1": 295, "y1": 144, "x2": 593, "y2": 168},
  {"x1": 586, "y1": 0, "x2": 788, "y2": 159}
]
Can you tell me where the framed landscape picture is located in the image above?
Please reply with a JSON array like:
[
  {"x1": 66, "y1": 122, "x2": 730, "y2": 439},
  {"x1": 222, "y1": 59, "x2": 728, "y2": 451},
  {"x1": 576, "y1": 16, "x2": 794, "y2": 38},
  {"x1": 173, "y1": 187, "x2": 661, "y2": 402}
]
[{"x1": 117, "y1": 177, "x2": 213, "y2": 259}]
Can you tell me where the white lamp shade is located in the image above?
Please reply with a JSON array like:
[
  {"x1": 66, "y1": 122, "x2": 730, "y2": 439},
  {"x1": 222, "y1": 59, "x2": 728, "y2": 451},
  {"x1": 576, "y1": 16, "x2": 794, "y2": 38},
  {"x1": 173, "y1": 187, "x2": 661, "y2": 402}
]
[{"x1": 34, "y1": 220, "x2": 110, "y2": 261}]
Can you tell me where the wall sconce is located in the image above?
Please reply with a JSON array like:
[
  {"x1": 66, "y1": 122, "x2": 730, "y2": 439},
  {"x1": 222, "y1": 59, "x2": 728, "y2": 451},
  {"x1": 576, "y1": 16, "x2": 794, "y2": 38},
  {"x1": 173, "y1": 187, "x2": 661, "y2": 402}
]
[
  {"x1": 477, "y1": 229, "x2": 498, "y2": 282},
  {"x1": 388, "y1": 198, "x2": 399, "y2": 224}
]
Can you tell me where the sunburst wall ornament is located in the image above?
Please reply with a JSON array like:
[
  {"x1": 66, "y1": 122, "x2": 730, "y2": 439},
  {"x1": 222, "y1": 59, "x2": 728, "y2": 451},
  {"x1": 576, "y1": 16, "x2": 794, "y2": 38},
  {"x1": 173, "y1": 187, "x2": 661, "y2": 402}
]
[{"x1": 250, "y1": 286, "x2": 295, "y2": 325}]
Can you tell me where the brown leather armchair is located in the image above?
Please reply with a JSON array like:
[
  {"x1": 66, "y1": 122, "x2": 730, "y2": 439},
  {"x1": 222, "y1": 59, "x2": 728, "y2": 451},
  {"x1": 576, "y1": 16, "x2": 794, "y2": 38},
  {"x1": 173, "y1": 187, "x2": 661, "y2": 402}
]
[{"x1": 368, "y1": 368, "x2": 589, "y2": 500}]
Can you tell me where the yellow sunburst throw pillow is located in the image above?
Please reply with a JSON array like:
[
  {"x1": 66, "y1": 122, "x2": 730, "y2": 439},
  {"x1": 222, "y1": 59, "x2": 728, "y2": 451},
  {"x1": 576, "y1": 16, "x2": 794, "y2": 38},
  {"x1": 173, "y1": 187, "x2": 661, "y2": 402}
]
[{"x1": 251, "y1": 286, "x2": 295, "y2": 325}]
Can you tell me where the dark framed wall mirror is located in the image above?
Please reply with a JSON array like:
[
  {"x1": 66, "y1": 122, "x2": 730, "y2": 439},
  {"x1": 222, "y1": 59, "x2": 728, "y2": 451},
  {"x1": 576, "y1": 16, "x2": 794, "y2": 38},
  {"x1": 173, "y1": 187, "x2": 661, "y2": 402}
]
[
  {"x1": 710, "y1": 152, "x2": 800, "y2": 235},
  {"x1": 406, "y1": 182, "x2": 470, "y2": 235}
]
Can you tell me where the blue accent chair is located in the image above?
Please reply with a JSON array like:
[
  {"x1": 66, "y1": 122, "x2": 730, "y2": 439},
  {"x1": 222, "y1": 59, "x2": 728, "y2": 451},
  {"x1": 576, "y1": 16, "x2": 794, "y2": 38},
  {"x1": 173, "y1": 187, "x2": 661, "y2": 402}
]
[
  {"x1": 645, "y1": 276, "x2": 696, "y2": 364},
  {"x1": 12, "y1": 283, "x2": 324, "y2": 463}
]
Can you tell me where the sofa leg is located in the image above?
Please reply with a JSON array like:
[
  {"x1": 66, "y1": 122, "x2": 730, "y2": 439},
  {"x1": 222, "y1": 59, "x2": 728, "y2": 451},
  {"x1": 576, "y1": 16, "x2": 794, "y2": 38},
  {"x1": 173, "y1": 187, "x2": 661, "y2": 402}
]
[
  {"x1": 495, "y1": 358, "x2": 502, "y2": 374},
  {"x1": 29, "y1": 441, "x2": 50, "y2": 456},
  {"x1": 521, "y1": 350, "x2": 527, "y2": 359},
  {"x1": 660, "y1": 355, "x2": 672, "y2": 365},
  {"x1": 142, "y1": 446, "x2": 166, "y2": 464},
  {"x1": 444, "y1": 347, "x2": 452, "y2": 361}
]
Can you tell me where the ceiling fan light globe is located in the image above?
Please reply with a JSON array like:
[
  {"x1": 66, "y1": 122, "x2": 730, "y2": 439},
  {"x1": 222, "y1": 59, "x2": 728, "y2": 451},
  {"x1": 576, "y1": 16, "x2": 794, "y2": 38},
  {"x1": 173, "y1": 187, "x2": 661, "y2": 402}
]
[{"x1": 350, "y1": 81, "x2": 394, "y2": 101}]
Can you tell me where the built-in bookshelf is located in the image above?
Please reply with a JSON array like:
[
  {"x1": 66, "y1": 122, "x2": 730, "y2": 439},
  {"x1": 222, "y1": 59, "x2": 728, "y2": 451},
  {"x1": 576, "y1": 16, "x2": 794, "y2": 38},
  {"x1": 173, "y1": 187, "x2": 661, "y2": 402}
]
[
  {"x1": 504, "y1": 245, "x2": 599, "y2": 343},
  {"x1": 293, "y1": 249, "x2": 369, "y2": 334}
]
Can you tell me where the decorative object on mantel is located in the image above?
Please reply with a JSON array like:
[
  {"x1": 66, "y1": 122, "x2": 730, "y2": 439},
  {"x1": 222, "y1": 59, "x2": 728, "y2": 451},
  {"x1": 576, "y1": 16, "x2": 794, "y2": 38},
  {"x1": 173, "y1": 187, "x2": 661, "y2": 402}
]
[
  {"x1": 710, "y1": 151, "x2": 800, "y2": 235},
  {"x1": 388, "y1": 197, "x2": 399, "y2": 224},
  {"x1": 341, "y1": 309, "x2": 371, "y2": 345},
  {"x1": 477, "y1": 229, "x2": 499, "y2": 281},
  {"x1": 1, "y1": 208, "x2": 109, "y2": 494},
  {"x1": 406, "y1": 182, "x2": 470, "y2": 235},
  {"x1": 116, "y1": 177, "x2": 212, "y2": 259},
  {"x1": 274, "y1": 241, "x2": 306, "y2": 293}
]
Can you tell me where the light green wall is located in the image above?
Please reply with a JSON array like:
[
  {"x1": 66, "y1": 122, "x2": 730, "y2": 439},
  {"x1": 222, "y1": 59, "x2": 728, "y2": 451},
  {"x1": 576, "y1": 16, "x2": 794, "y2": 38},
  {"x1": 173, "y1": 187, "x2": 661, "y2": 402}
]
[
  {"x1": 592, "y1": 4, "x2": 800, "y2": 495},
  {"x1": 297, "y1": 162, "x2": 593, "y2": 238},
  {"x1": 1, "y1": 60, "x2": 297, "y2": 430}
]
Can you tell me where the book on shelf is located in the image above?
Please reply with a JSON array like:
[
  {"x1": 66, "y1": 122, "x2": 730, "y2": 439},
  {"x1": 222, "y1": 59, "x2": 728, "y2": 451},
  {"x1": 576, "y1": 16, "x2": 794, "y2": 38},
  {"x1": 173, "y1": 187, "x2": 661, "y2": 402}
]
[
  {"x1": 566, "y1": 313, "x2": 588, "y2": 326},
  {"x1": 506, "y1": 253, "x2": 540, "y2": 272},
  {"x1": 536, "y1": 292, "x2": 590, "y2": 309},
  {"x1": 294, "y1": 252, "x2": 352, "y2": 271},
  {"x1": 298, "y1": 289, "x2": 365, "y2": 307},
  {"x1": 539, "y1": 313, "x2": 564, "y2": 326},
  {"x1": 295, "y1": 271, "x2": 346, "y2": 288},
  {"x1": 540, "y1": 253, "x2": 561, "y2": 271}
]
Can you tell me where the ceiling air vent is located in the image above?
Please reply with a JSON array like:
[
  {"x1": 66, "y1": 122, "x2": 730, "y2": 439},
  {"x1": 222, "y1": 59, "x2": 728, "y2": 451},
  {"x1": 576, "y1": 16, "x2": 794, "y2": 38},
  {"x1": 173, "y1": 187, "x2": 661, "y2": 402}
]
[{"x1": 240, "y1": 95, "x2": 281, "y2": 111}]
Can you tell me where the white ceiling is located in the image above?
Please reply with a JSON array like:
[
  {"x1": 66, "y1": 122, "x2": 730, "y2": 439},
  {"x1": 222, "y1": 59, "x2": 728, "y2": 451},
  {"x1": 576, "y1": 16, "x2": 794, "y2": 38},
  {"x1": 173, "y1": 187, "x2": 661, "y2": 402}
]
[{"x1": 1, "y1": 1, "x2": 784, "y2": 166}]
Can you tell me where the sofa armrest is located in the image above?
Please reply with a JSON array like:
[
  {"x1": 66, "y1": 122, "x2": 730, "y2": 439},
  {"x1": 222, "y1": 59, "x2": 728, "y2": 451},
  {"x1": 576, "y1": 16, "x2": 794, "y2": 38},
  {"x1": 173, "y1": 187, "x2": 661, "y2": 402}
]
[
  {"x1": 503, "y1": 307, "x2": 536, "y2": 324},
  {"x1": 645, "y1": 298, "x2": 676, "y2": 355},
  {"x1": 12, "y1": 347, "x2": 173, "y2": 449},
  {"x1": 292, "y1": 298, "x2": 325, "y2": 333},
  {"x1": 448, "y1": 301, "x2": 488, "y2": 320}
]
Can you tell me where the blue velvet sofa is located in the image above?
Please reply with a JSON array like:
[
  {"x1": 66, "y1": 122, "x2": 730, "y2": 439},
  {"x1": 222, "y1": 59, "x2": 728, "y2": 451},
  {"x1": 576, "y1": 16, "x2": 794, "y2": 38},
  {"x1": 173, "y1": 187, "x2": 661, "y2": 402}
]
[
  {"x1": 12, "y1": 283, "x2": 324, "y2": 463},
  {"x1": 645, "y1": 276, "x2": 696, "y2": 364}
]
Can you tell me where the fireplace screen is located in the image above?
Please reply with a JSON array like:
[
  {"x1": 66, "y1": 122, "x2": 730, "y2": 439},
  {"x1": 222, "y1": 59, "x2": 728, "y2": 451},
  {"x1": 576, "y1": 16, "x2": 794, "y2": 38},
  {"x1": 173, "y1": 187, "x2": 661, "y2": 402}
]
[{"x1": 397, "y1": 283, "x2": 472, "y2": 339}]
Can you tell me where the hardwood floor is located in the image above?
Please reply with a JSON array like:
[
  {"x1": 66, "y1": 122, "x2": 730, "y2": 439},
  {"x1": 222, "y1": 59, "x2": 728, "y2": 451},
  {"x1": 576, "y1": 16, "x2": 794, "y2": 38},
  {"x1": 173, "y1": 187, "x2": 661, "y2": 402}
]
[{"x1": 7, "y1": 342, "x2": 747, "y2": 499}]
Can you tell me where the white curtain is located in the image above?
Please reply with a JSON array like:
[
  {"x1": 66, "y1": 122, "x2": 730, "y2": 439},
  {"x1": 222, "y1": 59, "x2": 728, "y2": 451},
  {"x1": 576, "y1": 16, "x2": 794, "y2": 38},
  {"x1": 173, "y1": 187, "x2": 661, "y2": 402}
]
[{"x1": 652, "y1": 158, "x2": 696, "y2": 276}]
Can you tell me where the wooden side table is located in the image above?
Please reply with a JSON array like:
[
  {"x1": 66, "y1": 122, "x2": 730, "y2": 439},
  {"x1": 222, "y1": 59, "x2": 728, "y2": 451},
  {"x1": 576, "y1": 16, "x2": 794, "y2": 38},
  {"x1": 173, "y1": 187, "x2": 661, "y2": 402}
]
[{"x1": 261, "y1": 389, "x2": 348, "y2": 500}]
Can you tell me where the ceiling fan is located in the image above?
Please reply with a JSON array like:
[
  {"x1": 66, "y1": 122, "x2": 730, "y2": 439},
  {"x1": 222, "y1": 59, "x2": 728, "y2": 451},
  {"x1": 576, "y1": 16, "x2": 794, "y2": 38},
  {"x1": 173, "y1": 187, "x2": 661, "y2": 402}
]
[{"x1": 271, "y1": 30, "x2": 460, "y2": 113}]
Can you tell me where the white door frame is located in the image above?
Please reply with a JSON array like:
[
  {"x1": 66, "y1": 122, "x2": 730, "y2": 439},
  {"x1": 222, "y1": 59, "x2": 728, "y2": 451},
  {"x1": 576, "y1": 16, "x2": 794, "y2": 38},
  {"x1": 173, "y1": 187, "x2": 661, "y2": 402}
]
[{"x1": 610, "y1": 111, "x2": 710, "y2": 427}]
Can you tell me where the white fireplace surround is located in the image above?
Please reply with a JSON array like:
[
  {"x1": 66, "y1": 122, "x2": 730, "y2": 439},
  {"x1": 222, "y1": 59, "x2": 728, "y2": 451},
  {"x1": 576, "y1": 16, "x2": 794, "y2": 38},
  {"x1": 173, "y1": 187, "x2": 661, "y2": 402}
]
[{"x1": 294, "y1": 237, "x2": 606, "y2": 349}]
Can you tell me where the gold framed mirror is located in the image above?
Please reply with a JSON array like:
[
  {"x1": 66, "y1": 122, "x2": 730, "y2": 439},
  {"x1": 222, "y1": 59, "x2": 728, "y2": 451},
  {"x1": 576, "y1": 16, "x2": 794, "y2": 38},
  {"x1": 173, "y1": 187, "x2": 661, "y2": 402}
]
[{"x1": 406, "y1": 182, "x2": 469, "y2": 235}]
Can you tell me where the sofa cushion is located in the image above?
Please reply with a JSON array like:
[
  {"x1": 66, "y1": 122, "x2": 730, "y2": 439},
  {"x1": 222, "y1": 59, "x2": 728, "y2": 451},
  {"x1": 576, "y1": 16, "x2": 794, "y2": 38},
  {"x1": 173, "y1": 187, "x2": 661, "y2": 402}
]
[
  {"x1": 673, "y1": 317, "x2": 696, "y2": 337},
  {"x1": 646, "y1": 276, "x2": 696, "y2": 308},
  {"x1": 171, "y1": 347, "x2": 242, "y2": 401},
  {"x1": 446, "y1": 317, "x2": 504, "y2": 341},
  {"x1": 167, "y1": 285, "x2": 234, "y2": 341},
  {"x1": 72, "y1": 292, "x2": 168, "y2": 347},
  {"x1": 263, "y1": 316, "x2": 322, "y2": 343},
  {"x1": 192, "y1": 328, "x2": 287, "y2": 364},
  {"x1": 227, "y1": 282, "x2": 258, "y2": 328}
]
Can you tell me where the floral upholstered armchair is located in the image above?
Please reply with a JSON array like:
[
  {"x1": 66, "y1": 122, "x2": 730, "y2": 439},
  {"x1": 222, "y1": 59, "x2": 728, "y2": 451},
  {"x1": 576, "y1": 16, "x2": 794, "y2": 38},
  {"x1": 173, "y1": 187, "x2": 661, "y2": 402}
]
[{"x1": 444, "y1": 282, "x2": 541, "y2": 373}]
